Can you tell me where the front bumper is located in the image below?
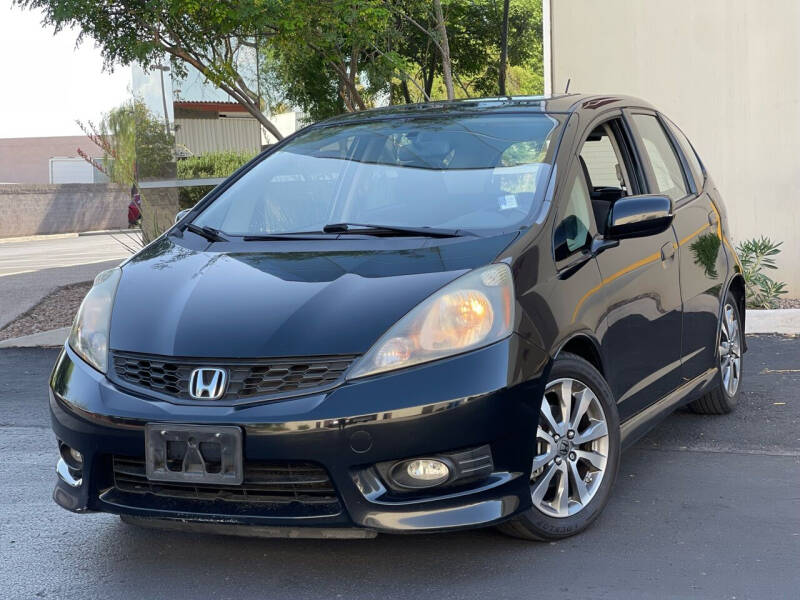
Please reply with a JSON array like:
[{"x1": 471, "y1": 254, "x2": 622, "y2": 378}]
[{"x1": 49, "y1": 336, "x2": 547, "y2": 534}]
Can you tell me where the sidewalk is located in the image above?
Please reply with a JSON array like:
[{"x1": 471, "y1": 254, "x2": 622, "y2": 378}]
[{"x1": 746, "y1": 309, "x2": 800, "y2": 336}]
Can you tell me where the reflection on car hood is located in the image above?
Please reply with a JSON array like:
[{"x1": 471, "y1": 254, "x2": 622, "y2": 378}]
[{"x1": 110, "y1": 233, "x2": 517, "y2": 358}]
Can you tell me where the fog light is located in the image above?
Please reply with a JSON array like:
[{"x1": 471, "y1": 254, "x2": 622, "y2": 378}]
[
  {"x1": 69, "y1": 447, "x2": 83, "y2": 465},
  {"x1": 406, "y1": 459, "x2": 449, "y2": 481},
  {"x1": 388, "y1": 458, "x2": 451, "y2": 489},
  {"x1": 59, "y1": 442, "x2": 83, "y2": 470}
]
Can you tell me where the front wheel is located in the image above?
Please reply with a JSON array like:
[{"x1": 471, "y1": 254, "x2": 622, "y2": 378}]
[{"x1": 498, "y1": 352, "x2": 620, "y2": 541}]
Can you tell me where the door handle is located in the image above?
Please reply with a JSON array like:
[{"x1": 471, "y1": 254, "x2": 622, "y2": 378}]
[{"x1": 660, "y1": 242, "x2": 676, "y2": 262}]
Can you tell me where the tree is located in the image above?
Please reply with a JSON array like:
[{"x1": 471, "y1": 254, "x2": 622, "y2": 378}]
[
  {"x1": 19, "y1": 0, "x2": 544, "y2": 127},
  {"x1": 385, "y1": 1, "x2": 542, "y2": 104},
  {"x1": 77, "y1": 99, "x2": 176, "y2": 244},
  {"x1": 78, "y1": 99, "x2": 174, "y2": 184},
  {"x1": 265, "y1": 0, "x2": 397, "y2": 120}
]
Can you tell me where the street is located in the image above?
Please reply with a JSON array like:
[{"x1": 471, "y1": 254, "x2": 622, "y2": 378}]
[
  {"x1": 1, "y1": 335, "x2": 797, "y2": 600},
  {"x1": 0, "y1": 234, "x2": 130, "y2": 328},
  {"x1": 0, "y1": 234, "x2": 131, "y2": 278}
]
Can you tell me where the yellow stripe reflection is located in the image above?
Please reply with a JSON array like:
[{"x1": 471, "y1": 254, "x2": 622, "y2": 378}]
[{"x1": 570, "y1": 200, "x2": 737, "y2": 324}]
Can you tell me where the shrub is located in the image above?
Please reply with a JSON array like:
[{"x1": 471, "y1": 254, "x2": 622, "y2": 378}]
[
  {"x1": 736, "y1": 236, "x2": 788, "y2": 309},
  {"x1": 177, "y1": 151, "x2": 257, "y2": 208}
]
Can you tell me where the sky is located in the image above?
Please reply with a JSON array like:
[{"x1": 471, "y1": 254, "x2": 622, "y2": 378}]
[{"x1": 0, "y1": 0, "x2": 131, "y2": 138}]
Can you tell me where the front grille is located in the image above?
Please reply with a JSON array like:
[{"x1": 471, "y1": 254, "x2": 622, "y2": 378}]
[
  {"x1": 112, "y1": 456, "x2": 339, "y2": 506},
  {"x1": 110, "y1": 351, "x2": 356, "y2": 403}
]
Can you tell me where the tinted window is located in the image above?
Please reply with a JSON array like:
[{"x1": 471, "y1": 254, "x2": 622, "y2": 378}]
[
  {"x1": 631, "y1": 114, "x2": 689, "y2": 201},
  {"x1": 193, "y1": 114, "x2": 561, "y2": 235},
  {"x1": 664, "y1": 117, "x2": 705, "y2": 192}
]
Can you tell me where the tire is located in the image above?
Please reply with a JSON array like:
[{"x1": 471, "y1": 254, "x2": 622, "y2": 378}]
[
  {"x1": 498, "y1": 352, "x2": 620, "y2": 541},
  {"x1": 689, "y1": 291, "x2": 743, "y2": 415}
]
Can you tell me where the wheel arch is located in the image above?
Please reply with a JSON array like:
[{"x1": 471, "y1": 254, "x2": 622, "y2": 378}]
[
  {"x1": 554, "y1": 333, "x2": 606, "y2": 378},
  {"x1": 726, "y1": 274, "x2": 747, "y2": 352}
]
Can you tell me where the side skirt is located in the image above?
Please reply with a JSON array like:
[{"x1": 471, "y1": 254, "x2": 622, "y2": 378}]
[{"x1": 620, "y1": 367, "x2": 717, "y2": 450}]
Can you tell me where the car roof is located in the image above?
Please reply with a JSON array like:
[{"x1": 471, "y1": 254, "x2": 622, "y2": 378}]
[{"x1": 318, "y1": 94, "x2": 658, "y2": 126}]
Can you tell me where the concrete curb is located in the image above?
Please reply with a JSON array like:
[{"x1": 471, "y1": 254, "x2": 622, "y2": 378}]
[
  {"x1": 0, "y1": 327, "x2": 70, "y2": 348},
  {"x1": 745, "y1": 309, "x2": 800, "y2": 335}
]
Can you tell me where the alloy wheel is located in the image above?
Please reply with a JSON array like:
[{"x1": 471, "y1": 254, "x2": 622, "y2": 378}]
[
  {"x1": 719, "y1": 303, "x2": 741, "y2": 396},
  {"x1": 531, "y1": 378, "x2": 610, "y2": 518}
]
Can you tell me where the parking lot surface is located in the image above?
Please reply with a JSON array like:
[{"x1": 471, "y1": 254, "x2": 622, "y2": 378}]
[{"x1": 1, "y1": 336, "x2": 797, "y2": 599}]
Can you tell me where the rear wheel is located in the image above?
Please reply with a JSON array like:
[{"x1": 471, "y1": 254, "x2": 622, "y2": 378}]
[
  {"x1": 689, "y1": 291, "x2": 742, "y2": 415},
  {"x1": 498, "y1": 352, "x2": 620, "y2": 541}
]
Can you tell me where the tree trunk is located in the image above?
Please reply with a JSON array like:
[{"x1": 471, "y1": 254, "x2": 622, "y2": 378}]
[
  {"x1": 499, "y1": 0, "x2": 510, "y2": 95},
  {"x1": 432, "y1": 0, "x2": 454, "y2": 100},
  {"x1": 401, "y1": 80, "x2": 412, "y2": 104},
  {"x1": 424, "y1": 52, "x2": 436, "y2": 98},
  {"x1": 244, "y1": 99, "x2": 284, "y2": 141}
]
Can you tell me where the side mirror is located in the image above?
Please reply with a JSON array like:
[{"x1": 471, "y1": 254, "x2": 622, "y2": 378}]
[
  {"x1": 607, "y1": 195, "x2": 673, "y2": 239},
  {"x1": 175, "y1": 209, "x2": 191, "y2": 224}
]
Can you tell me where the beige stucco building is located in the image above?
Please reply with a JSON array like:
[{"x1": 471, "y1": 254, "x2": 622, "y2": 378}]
[{"x1": 544, "y1": 0, "x2": 799, "y2": 294}]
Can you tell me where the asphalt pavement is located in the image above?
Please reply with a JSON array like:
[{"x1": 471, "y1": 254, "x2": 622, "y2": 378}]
[
  {"x1": 0, "y1": 336, "x2": 797, "y2": 599},
  {"x1": 0, "y1": 234, "x2": 131, "y2": 328}
]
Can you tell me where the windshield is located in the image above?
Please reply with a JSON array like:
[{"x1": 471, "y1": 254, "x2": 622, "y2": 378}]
[{"x1": 193, "y1": 113, "x2": 562, "y2": 236}]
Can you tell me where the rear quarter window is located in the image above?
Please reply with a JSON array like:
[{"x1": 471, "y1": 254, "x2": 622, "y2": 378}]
[{"x1": 664, "y1": 117, "x2": 706, "y2": 192}]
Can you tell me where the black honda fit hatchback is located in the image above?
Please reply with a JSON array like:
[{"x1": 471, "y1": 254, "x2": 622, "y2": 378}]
[{"x1": 51, "y1": 95, "x2": 745, "y2": 540}]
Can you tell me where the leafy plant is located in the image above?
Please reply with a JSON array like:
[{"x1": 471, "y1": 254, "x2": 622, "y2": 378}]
[{"x1": 736, "y1": 236, "x2": 788, "y2": 309}]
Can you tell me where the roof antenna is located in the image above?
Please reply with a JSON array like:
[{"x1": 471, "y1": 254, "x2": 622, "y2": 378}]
[{"x1": 564, "y1": 78, "x2": 571, "y2": 94}]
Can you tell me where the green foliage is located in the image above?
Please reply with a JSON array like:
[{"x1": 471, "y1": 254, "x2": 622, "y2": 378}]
[
  {"x1": 736, "y1": 236, "x2": 788, "y2": 309},
  {"x1": 389, "y1": 0, "x2": 543, "y2": 103},
  {"x1": 124, "y1": 100, "x2": 175, "y2": 180},
  {"x1": 178, "y1": 151, "x2": 256, "y2": 179},
  {"x1": 177, "y1": 151, "x2": 256, "y2": 208},
  {"x1": 79, "y1": 100, "x2": 174, "y2": 184}
]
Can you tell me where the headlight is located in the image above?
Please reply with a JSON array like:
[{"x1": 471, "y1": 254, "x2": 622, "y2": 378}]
[
  {"x1": 347, "y1": 263, "x2": 514, "y2": 379},
  {"x1": 68, "y1": 267, "x2": 121, "y2": 373}
]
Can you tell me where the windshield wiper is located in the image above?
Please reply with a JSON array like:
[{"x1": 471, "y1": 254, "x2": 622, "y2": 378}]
[
  {"x1": 322, "y1": 222, "x2": 469, "y2": 238},
  {"x1": 186, "y1": 223, "x2": 228, "y2": 243}
]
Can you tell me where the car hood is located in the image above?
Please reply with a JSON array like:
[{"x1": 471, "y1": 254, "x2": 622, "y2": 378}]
[{"x1": 109, "y1": 233, "x2": 517, "y2": 358}]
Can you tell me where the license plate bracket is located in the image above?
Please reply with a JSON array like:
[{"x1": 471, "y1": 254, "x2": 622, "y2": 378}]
[{"x1": 145, "y1": 423, "x2": 243, "y2": 485}]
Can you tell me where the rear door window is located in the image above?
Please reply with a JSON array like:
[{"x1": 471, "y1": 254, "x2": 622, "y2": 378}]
[{"x1": 630, "y1": 114, "x2": 690, "y2": 202}]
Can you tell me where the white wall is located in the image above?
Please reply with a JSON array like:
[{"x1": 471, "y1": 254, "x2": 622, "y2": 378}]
[
  {"x1": 262, "y1": 111, "x2": 306, "y2": 145},
  {"x1": 548, "y1": 0, "x2": 800, "y2": 294}
]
